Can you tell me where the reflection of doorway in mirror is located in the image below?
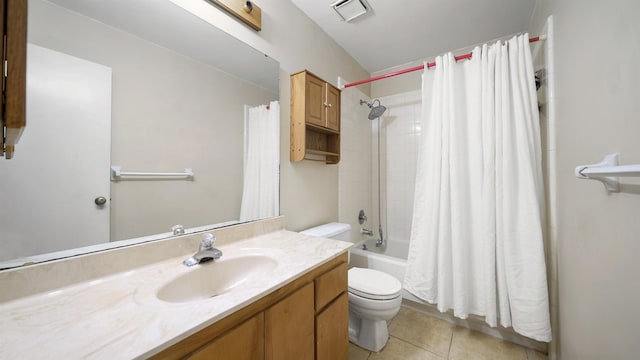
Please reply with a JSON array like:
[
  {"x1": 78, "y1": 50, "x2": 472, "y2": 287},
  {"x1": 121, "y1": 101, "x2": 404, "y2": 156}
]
[{"x1": 0, "y1": 44, "x2": 112, "y2": 262}]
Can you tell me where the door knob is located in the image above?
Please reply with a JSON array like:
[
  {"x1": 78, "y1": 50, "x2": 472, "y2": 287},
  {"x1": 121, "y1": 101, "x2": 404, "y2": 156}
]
[{"x1": 94, "y1": 196, "x2": 107, "y2": 206}]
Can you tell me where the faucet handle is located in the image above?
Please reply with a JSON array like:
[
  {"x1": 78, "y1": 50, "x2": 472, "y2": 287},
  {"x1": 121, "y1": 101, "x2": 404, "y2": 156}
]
[{"x1": 200, "y1": 233, "x2": 216, "y2": 250}]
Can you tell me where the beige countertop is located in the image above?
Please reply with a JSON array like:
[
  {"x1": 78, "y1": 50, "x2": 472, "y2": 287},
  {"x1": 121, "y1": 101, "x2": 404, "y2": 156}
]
[{"x1": 0, "y1": 229, "x2": 351, "y2": 359}]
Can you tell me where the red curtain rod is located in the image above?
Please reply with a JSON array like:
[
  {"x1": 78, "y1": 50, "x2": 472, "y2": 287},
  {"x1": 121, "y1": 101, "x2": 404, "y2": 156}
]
[{"x1": 343, "y1": 35, "x2": 546, "y2": 89}]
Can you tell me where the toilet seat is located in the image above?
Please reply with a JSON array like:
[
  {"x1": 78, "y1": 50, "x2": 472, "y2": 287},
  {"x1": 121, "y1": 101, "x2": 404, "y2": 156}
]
[{"x1": 348, "y1": 267, "x2": 402, "y2": 301}]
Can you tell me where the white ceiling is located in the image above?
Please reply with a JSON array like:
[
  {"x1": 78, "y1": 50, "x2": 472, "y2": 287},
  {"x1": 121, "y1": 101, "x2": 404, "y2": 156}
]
[{"x1": 290, "y1": 0, "x2": 538, "y2": 73}]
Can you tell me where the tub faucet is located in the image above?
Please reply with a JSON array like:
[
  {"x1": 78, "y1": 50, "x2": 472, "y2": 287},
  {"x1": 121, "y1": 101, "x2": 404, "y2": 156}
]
[
  {"x1": 360, "y1": 228, "x2": 374, "y2": 236},
  {"x1": 183, "y1": 233, "x2": 223, "y2": 266}
]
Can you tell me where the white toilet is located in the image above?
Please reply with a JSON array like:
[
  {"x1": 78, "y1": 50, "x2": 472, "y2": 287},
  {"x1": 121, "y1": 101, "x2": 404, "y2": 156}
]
[{"x1": 301, "y1": 223, "x2": 403, "y2": 352}]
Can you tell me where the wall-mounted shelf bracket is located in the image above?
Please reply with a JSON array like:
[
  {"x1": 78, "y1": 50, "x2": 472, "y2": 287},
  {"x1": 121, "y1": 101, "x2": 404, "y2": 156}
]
[{"x1": 575, "y1": 153, "x2": 640, "y2": 192}]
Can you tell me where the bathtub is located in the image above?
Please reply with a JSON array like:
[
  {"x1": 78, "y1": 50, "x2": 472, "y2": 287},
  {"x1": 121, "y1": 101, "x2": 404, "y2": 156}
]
[
  {"x1": 349, "y1": 238, "x2": 408, "y2": 291},
  {"x1": 349, "y1": 238, "x2": 424, "y2": 304}
]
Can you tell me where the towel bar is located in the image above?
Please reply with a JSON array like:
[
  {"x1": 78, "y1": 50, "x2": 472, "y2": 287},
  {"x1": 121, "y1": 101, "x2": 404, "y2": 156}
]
[
  {"x1": 575, "y1": 153, "x2": 640, "y2": 191},
  {"x1": 110, "y1": 166, "x2": 194, "y2": 181}
]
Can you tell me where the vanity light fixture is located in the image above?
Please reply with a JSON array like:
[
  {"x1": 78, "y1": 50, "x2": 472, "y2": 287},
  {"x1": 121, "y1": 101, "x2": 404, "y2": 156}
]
[
  {"x1": 331, "y1": 0, "x2": 371, "y2": 22},
  {"x1": 208, "y1": 0, "x2": 262, "y2": 31}
]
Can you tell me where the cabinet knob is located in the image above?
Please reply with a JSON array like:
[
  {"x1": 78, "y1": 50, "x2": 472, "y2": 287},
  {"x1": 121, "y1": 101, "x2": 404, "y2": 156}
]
[{"x1": 324, "y1": 102, "x2": 332, "y2": 108}]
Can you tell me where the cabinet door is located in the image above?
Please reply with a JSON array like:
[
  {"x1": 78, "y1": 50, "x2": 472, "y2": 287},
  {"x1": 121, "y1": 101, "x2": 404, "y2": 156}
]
[
  {"x1": 325, "y1": 83, "x2": 340, "y2": 132},
  {"x1": 188, "y1": 313, "x2": 264, "y2": 360},
  {"x1": 305, "y1": 74, "x2": 325, "y2": 128},
  {"x1": 265, "y1": 283, "x2": 314, "y2": 360},
  {"x1": 316, "y1": 292, "x2": 349, "y2": 360}
]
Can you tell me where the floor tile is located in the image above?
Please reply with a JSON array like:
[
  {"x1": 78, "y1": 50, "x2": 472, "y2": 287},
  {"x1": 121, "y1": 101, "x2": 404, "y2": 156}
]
[
  {"x1": 349, "y1": 343, "x2": 371, "y2": 360},
  {"x1": 369, "y1": 337, "x2": 444, "y2": 360},
  {"x1": 449, "y1": 326, "x2": 528, "y2": 360},
  {"x1": 387, "y1": 307, "x2": 454, "y2": 357},
  {"x1": 526, "y1": 348, "x2": 549, "y2": 360}
]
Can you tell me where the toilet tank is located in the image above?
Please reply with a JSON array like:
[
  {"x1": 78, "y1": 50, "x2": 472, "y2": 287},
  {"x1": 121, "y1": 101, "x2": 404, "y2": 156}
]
[{"x1": 300, "y1": 222, "x2": 351, "y2": 242}]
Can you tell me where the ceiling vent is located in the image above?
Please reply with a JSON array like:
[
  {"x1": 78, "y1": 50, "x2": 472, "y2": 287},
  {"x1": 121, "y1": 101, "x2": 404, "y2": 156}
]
[{"x1": 331, "y1": 0, "x2": 370, "y2": 22}]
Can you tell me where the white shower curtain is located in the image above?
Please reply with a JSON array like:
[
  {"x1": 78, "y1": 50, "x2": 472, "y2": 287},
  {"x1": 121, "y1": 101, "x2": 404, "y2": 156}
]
[
  {"x1": 239, "y1": 101, "x2": 280, "y2": 221},
  {"x1": 404, "y1": 34, "x2": 551, "y2": 342}
]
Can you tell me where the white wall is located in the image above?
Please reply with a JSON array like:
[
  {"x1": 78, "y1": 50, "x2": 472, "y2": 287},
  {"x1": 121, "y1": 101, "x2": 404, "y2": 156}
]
[
  {"x1": 338, "y1": 85, "x2": 372, "y2": 241},
  {"x1": 171, "y1": 0, "x2": 371, "y2": 231},
  {"x1": 29, "y1": 0, "x2": 277, "y2": 241},
  {"x1": 530, "y1": 1, "x2": 640, "y2": 359},
  {"x1": 371, "y1": 61, "x2": 423, "y2": 98},
  {"x1": 371, "y1": 90, "x2": 422, "y2": 246}
]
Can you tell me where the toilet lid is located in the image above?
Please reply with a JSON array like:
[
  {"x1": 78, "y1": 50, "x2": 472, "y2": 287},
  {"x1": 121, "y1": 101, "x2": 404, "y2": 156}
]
[{"x1": 348, "y1": 267, "x2": 402, "y2": 300}]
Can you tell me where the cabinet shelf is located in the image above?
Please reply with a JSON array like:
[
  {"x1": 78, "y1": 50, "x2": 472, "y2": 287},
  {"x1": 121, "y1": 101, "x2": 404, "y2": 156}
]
[
  {"x1": 306, "y1": 149, "x2": 340, "y2": 157},
  {"x1": 290, "y1": 70, "x2": 341, "y2": 164},
  {"x1": 306, "y1": 122, "x2": 340, "y2": 135}
]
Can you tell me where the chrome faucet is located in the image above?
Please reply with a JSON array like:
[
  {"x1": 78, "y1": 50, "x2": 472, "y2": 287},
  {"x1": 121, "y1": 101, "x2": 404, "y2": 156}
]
[
  {"x1": 360, "y1": 228, "x2": 373, "y2": 236},
  {"x1": 171, "y1": 224, "x2": 185, "y2": 235},
  {"x1": 183, "y1": 233, "x2": 223, "y2": 266}
]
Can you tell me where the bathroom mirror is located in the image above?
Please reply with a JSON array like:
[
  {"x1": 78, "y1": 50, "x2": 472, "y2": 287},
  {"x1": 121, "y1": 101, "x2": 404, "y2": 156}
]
[{"x1": 0, "y1": 0, "x2": 280, "y2": 269}]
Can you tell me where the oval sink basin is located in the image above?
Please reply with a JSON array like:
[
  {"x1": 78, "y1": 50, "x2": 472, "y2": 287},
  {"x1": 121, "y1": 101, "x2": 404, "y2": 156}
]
[{"x1": 157, "y1": 255, "x2": 278, "y2": 303}]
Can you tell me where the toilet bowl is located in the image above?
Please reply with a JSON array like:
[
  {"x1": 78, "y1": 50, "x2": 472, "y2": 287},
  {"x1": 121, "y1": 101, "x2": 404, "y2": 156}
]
[{"x1": 300, "y1": 223, "x2": 403, "y2": 353}]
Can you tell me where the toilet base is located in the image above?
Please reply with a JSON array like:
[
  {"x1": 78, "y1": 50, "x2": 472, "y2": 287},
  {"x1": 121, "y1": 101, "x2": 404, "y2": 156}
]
[{"x1": 348, "y1": 316, "x2": 390, "y2": 352}]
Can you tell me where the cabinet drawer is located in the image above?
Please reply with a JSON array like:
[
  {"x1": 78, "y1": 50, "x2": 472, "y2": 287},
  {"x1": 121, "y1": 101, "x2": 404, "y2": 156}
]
[{"x1": 314, "y1": 261, "x2": 347, "y2": 311}]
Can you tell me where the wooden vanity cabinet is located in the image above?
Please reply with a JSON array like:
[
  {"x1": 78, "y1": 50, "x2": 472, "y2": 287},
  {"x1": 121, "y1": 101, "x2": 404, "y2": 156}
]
[
  {"x1": 290, "y1": 70, "x2": 341, "y2": 164},
  {"x1": 153, "y1": 253, "x2": 348, "y2": 360},
  {"x1": 265, "y1": 283, "x2": 315, "y2": 360},
  {"x1": 314, "y1": 262, "x2": 349, "y2": 360},
  {"x1": 316, "y1": 292, "x2": 349, "y2": 360},
  {"x1": 188, "y1": 313, "x2": 264, "y2": 360}
]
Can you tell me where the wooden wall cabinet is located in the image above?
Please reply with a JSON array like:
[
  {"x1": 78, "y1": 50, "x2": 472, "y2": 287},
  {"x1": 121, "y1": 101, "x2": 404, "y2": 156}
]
[
  {"x1": 153, "y1": 253, "x2": 349, "y2": 360},
  {"x1": 290, "y1": 70, "x2": 341, "y2": 164}
]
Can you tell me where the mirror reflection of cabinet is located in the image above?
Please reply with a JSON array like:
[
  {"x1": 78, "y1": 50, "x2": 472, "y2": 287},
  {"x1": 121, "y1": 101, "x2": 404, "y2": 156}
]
[
  {"x1": 290, "y1": 70, "x2": 341, "y2": 164},
  {"x1": 1, "y1": 0, "x2": 28, "y2": 159}
]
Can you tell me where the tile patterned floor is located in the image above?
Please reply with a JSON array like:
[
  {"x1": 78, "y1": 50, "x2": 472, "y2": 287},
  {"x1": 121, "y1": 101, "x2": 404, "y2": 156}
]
[{"x1": 349, "y1": 307, "x2": 548, "y2": 360}]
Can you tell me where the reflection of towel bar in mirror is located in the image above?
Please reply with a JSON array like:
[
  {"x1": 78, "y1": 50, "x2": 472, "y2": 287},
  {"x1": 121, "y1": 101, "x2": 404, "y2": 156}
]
[
  {"x1": 110, "y1": 166, "x2": 194, "y2": 181},
  {"x1": 575, "y1": 153, "x2": 640, "y2": 192}
]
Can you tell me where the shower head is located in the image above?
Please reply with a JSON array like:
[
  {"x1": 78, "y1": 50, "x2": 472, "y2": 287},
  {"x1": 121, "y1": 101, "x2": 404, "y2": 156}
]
[{"x1": 359, "y1": 99, "x2": 387, "y2": 120}]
